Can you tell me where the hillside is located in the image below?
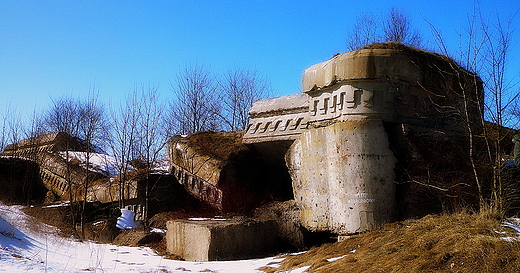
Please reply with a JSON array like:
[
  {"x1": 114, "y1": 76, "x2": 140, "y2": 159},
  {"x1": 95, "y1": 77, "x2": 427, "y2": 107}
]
[{"x1": 261, "y1": 211, "x2": 520, "y2": 273}]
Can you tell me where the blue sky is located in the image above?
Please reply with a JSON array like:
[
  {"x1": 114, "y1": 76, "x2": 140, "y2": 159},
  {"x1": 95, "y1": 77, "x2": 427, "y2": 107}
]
[{"x1": 1, "y1": 0, "x2": 519, "y2": 124}]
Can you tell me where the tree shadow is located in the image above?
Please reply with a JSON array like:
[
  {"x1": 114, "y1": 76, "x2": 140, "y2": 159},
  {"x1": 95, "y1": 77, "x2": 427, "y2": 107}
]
[{"x1": 0, "y1": 215, "x2": 35, "y2": 250}]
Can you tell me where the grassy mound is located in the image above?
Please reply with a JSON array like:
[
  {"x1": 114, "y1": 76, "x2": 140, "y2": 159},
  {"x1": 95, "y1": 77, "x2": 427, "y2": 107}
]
[{"x1": 262, "y1": 212, "x2": 520, "y2": 273}]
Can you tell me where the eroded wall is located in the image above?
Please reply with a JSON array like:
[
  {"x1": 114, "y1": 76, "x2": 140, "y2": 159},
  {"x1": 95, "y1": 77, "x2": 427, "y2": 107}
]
[{"x1": 286, "y1": 119, "x2": 397, "y2": 234}]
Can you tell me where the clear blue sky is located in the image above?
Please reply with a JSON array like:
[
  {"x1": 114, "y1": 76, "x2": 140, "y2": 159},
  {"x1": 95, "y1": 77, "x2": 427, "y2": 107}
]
[{"x1": 1, "y1": 0, "x2": 519, "y2": 124}]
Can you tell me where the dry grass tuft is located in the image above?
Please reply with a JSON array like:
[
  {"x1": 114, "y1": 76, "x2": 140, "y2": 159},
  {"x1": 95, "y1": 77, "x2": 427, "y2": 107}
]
[
  {"x1": 263, "y1": 212, "x2": 520, "y2": 273},
  {"x1": 186, "y1": 131, "x2": 246, "y2": 162}
]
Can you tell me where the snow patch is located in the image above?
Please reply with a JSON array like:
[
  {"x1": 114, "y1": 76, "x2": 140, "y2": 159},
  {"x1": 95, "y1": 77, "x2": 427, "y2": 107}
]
[
  {"x1": 327, "y1": 254, "x2": 347, "y2": 262},
  {"x1": 500, "y1": 218, "x2": 520, "y2": 242},
  {"x1": 0, "y1": 202, "x2": 288, "y2": 272}
]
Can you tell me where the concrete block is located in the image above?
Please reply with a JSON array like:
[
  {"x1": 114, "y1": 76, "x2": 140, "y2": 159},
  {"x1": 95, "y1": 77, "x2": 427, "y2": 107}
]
[{"x1": 166, "y1": 218, "x2": 278, "y2": 261}]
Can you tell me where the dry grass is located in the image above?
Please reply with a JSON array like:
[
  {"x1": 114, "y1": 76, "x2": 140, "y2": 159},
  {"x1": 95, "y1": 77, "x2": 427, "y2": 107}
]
[
  {"x1": 262, "y1": 211, "x2": 520, "y2": 273},
  {"x1": 187, "y1": 131, "x2": 246, "y2": 162}
]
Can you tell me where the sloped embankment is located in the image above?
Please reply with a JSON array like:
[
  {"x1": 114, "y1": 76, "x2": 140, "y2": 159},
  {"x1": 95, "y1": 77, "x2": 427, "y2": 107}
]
[{"x1": 262, "y1": 212, "x2": 520, "y2": 273}]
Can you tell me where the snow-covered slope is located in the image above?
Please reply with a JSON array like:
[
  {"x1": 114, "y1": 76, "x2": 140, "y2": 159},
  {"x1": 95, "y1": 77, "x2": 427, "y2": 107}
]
[{"x1": 0, "y1": 202, "x2": 284, "y2": 273}]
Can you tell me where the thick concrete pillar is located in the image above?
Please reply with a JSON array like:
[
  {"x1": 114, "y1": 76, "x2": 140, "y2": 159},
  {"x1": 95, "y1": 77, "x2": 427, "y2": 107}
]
[{"x1": 286, "y1": 118, "x2": 397, "y2": 234}]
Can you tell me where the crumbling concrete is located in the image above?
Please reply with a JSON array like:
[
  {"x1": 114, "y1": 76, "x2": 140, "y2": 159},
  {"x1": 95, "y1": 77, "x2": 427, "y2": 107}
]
[
  {"x1": 254, "y1": 200, "x2": 305, "y2": 250},
  {"x1": 1, "y1": 132, "x2": 107, "y2": 199},
  {"x1": 245, "y1": 93, "x2": 309, "y2": 143},
  {"x1": 286, "y1": 119, "x2": 397, "y2": 234},
  {"x1": 166, "y1": 217, "x2": 277, "y2": 261},
  {"x1": 244, "y1": 43, "x2": 483, "y2": 235},
  {"x1": 167, "y1": 131, "x2": 292, "y2": 212}
]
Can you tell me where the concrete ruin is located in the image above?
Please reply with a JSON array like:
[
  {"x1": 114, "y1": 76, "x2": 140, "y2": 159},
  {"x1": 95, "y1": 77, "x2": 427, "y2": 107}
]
[
  {"x1": 166, "y1": 217, "x2": 277, "y2": 261},
  {"x1": 0, "y1": 43, "x2": 487, "y2": 260},
  {"x1": 0, "y1": 132, "x2": 198, "y2": 222},
  {"x1": 244, "y1": 43, "x2": 483, "y2": 235},
  {"x1": 1, "y1": 132, "x2": 107, "y2": 200},
  {"x1": 167, "y1": 131, "x2": 291, "y2": 212}
]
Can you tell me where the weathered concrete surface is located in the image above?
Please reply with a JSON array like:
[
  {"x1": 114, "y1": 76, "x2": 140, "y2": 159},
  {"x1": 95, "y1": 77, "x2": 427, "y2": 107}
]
[
  {"x1": 167, "y1": 131, "x2": 292, "y2": 212},
  {"x1": 286, "y1": 119, "x2": 397, "y2": 234},
  {"x1": 38, "y1": 152, "x2": 106, "y2": 198},
  {"x1": 1, "y1": 132, "x2": 107, "y2": 199},
  {"x1": 2, "y1": 132, "x2": 94, "y2": 158},
  {"x1": 243, "y1": 43, "x2": 483, "y2": 235},
  {"x1": 244, "y1": 93, "x2": 309, "y2": 144},
  {"x1": 246, "y1": 43, "x2": 483, "y2": 142},
  {"x1": 254, "y1": 200, "x2": 305, "y2": 250},
  {"x1": 166, "y1": 218, "x2": 278, "y2": 261},
  {"x1": 86, "y1": 178, "x2": 138, "y2": 204},
  {"x1": 301, "y1": 47, "x2": 422, "y2": 92},
  {"x1": 302, "y1": 45, "x2": 482, "y2": 130}
]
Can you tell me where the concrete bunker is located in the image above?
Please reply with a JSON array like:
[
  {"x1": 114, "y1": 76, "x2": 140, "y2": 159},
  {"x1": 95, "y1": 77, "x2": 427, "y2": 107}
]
[
  {"x1": 244, "y1": 42, "x2": 483, "y2": 235},
  {"x1": 167, "y1": 131, "x2": 293, "y2": 213},
  {"x1": 0, "y1": 43, "x2": 487, "y2": 261},
  {"x1": 162, "y1": 43, "x2": 485, "y2": 261}
]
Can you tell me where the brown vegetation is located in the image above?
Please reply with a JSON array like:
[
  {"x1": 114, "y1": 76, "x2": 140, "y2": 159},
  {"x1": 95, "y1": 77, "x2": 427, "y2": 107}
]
[
  {"x1": 186, "y1": 131, "x2": 246, "y2": 162},
  {"x1": 261, "y1": 211, "x2": 520, "y2": 273}
]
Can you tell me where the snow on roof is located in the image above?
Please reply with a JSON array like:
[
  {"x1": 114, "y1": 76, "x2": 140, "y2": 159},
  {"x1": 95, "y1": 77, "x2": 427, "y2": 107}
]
[{"x1": 58, "y1": 151, "x2": 135, "y2": 177}]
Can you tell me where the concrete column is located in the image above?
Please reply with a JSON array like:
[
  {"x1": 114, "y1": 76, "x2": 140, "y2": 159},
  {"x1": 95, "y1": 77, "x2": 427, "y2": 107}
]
[{"x1": 286, "y1": 118, "x2": 397, "y2": 234}]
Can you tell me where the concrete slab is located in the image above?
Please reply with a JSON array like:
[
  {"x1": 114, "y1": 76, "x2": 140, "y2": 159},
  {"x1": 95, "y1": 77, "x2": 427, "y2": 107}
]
[{"x1": 166, "y1": 218, "x2": 278, "y2": 261}]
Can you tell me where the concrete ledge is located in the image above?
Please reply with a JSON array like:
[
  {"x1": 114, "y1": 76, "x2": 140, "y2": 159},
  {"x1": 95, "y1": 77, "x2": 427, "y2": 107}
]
[
  {"x1": 302, "y1": 48, "x2": 422, "y2": 92},
  {"x1": 166, "y1": 218, "x2": 278, "y2": 261}
]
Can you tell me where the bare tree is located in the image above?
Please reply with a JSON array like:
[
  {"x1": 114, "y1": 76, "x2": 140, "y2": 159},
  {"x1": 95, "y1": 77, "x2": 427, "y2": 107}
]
[
  {"x1": 0, "y1": 104, "x2": 23, "y2": 152},
  {"x1": 42, "y1": 94, "x2": 109, "y2": 148},
  {"x1": 43, "y1": 97, "x2": 82, "y2": 138},
  {"x1": 40, "y1": 93, "x2": 109, "y2": 238},
  {"x1": 133, "y1": 84, "x2": 167, "y2": 168},
  {"x1": 109, "y1": 90, "x2": 141, "y2": 207},
  {"x1": 347, "y1": 8, "x2": 421, "y2": 51},
  {"x1": 429, "y1": 7, "x2": 518, "y2": 212},
  {"x1": 132, "y1": 84, "x2": 169, "y2": 222},
  {"x1": 383, "y1": 7, "x2": 422, "y2": 47},
  {"x1": 480, "y1": 14, "x2": 517, "y2": 212},
  {"x1": 347, "y1": 12, "x2": 379, "y2": 51},
  {"x1": 218, "y1": 68, "x2": 270, "y2": 131},
  {"x1": 0, "y1": 106, "x2": 9, "y2": 152},
  {"x1": 170, "y1": 63, "x2": 221, "y2": 134},
  {"x1": 77, "y1": 93, "x2": 109, "y2": 237}
]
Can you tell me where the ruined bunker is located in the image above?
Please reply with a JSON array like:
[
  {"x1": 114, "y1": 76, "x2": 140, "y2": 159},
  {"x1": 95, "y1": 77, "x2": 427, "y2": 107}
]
[
  {"x1": 167, "y1": 131, "x2": 292, "y2": 213},
  {"x1": 1, "y1": 132, "x2": 107, "y2": 200},
  {"x1": 244, "y1": 43, "x2": 483, "y2": 235}
]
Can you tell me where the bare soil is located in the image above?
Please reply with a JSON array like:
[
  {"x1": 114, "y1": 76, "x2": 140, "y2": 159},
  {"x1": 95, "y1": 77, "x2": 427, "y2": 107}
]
[{"x1": 23, "y1": 204, "x2": 76, "y2": 238}]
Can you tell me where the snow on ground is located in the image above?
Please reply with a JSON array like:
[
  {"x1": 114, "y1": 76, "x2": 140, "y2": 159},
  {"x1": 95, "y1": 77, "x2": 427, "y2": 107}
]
[
  {"x1": 0, "y1": 202, "x2": 286, "y2": 273},
  {"x1": 501, "y1": 218, "x2": 520, "y2": 242}
]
